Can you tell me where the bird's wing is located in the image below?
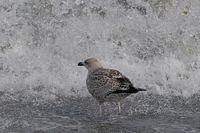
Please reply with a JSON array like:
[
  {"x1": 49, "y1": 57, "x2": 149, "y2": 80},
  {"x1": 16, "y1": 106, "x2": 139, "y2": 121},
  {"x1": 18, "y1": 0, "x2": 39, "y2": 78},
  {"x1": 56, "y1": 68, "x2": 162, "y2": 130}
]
[
  {"x1": 88, "y1": 68, "x2": 133, "y2": 91},
  {"x1": 106, "y1": 69, "x2": 133, "y2": 90},
  {"x1": 103, "y1": 69, "x2": 146, "y2": 94}
]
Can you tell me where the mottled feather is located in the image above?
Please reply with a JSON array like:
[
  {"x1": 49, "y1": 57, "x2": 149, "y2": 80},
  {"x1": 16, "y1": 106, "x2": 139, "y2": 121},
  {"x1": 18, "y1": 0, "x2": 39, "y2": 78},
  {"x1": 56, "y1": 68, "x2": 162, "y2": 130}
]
[
  {"x1": 86, "y1": 68, "x2": 142, "y2": 103},
  {"x1": 78, "y1": 58, "x2": 146, "y2": 113}
]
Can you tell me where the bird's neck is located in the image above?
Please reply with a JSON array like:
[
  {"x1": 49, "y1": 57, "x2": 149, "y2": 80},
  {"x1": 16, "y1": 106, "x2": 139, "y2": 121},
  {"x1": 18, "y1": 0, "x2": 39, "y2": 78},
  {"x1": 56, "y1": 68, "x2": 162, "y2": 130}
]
[{"x1": 88, "y1": 64, "x2": 103, "y2": 74}]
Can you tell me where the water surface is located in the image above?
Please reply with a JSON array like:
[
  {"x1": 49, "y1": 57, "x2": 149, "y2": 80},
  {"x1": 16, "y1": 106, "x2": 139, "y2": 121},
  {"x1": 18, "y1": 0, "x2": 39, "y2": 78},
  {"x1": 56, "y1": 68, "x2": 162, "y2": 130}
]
[{"x1": 0, "y1": 93, "x2": 199, "y2": 133}]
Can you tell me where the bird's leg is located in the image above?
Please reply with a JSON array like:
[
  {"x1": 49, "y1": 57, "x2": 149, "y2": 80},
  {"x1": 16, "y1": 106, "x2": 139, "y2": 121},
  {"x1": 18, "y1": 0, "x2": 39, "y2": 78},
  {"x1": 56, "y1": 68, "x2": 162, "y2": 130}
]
[
  {"x1": 118, "y1": 102, "x2": 121, "y2": 113},
  {"x1": 99, "y1": 103, "x2": 103, "y2": 116}
]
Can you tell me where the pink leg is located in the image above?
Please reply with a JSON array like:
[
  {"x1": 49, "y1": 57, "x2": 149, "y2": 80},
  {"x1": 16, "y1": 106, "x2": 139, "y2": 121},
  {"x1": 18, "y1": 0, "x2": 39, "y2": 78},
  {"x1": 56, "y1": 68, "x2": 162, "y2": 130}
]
[
  {"x1": 99, "y1": 103, "x2": 103, "y2": 116},
  {"x1": 118, "y1": 102, "x2": 121, "y2": 113}
]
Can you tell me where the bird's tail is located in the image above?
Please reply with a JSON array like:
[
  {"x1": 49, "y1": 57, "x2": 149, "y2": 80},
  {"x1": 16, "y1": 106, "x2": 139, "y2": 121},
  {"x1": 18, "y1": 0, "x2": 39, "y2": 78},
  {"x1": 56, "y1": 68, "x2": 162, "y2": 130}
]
[
  {"x1": 106, "y1": 86, "x2": 147, "y2": 96},
  {"x1": 129, "y1": 86, "x2": 147, "y2": 93},
  {"x1": 136, "y1": 88, "x2": 147, "y2": 92}
]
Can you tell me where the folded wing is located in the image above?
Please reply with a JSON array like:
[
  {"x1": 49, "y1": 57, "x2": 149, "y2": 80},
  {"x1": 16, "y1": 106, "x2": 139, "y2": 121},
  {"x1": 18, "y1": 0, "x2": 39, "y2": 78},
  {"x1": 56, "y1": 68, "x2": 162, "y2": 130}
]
[{"x1": 88, "y1": 68, "x2": 145, "y2": 96}]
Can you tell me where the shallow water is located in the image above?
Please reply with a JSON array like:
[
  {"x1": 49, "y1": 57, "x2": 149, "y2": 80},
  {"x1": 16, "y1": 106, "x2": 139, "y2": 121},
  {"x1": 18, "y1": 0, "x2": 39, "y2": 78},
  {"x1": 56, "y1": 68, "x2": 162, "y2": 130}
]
[
  {"x1": 0, "y1": 93, "x2": 200, "y2": 133},
  {"x1": 0, "y1": 0, "x2": 200, "y2": 132}
]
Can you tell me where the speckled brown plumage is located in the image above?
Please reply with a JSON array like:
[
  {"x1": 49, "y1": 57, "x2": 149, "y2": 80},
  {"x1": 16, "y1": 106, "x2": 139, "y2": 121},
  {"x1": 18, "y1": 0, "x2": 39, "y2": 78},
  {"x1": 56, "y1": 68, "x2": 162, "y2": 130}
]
[
  {"x1": 78, "y1": 58, "x2": 146, "y2": 114},
  {"x1": 86, "y1": 68, "x2": 141, "y2": 103}
]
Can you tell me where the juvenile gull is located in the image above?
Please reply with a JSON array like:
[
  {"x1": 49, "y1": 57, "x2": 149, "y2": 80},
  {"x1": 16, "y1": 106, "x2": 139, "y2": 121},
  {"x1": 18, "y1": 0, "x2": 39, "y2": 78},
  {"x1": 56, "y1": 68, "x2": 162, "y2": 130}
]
[{"x1": 78, "y1": 58, "x2": 146, "y2": 114}]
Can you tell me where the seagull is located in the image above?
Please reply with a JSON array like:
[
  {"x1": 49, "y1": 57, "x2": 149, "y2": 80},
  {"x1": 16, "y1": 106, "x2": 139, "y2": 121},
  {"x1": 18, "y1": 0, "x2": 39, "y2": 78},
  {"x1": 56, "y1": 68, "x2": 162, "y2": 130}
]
[{"x1": 78, "y1": 58, "x2": 146, "y2": 115}]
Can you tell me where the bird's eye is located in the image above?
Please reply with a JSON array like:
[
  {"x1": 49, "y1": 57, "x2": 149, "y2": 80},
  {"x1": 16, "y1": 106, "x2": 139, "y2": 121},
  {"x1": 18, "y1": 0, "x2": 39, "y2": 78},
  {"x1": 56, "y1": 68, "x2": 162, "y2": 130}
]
[{"x1": 84, "y1": 61, "x2": 88, "y2": 64}]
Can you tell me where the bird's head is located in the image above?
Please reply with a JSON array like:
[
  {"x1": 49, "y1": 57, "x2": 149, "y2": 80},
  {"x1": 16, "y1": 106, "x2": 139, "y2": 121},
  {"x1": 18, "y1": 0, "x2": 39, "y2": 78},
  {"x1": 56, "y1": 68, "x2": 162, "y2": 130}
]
[{"x1": 78, "y1": 58, "x2": 103, "y2": 72}]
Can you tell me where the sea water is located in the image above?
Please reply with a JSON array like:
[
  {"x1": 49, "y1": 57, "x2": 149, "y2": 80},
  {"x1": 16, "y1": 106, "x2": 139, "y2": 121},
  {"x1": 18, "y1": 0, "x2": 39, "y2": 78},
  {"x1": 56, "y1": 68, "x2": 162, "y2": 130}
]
[{"x1": 0, "y1": 0, "x2": 200, "y2": 132}]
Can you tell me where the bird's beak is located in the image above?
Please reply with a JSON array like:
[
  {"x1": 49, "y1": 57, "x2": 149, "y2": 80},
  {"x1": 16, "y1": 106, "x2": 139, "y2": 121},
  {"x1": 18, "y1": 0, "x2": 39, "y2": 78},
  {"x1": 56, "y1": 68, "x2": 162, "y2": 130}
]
[{"x1": 78, "y1": 62, "x2": 84, "y2": 66}]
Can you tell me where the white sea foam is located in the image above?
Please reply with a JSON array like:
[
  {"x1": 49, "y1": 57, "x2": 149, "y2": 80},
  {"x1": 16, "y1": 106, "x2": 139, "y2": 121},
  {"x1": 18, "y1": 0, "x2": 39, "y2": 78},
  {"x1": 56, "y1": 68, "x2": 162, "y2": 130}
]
[{"x1": 0, "y1": 0, "x2": 199, "y2": 99}]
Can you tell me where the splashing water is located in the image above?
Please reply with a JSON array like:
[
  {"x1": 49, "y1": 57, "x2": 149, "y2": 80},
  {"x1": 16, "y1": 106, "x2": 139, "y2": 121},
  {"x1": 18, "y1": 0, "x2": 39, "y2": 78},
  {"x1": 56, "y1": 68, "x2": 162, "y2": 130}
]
[{"x1": 0, "y1": 0, "x2": 200, "y2": 132}]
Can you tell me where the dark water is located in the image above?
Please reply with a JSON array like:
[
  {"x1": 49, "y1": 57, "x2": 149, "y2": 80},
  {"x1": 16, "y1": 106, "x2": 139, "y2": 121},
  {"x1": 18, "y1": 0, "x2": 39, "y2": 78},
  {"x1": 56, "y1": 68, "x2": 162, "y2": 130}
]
[{"x1": 0, "y1": 92, "x2": 200, "y2": 133}]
